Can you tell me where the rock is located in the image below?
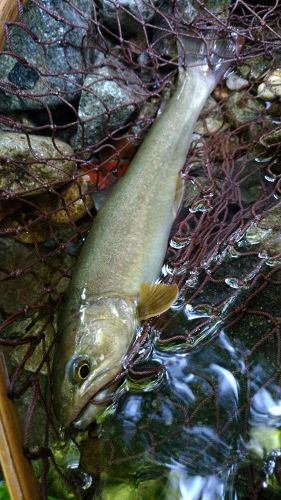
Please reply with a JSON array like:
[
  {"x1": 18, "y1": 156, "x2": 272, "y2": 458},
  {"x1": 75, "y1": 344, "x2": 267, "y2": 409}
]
[
  {"x1": 75, "y1": 57, "x2": 144, "y2": 151},
  {"x1": 257, "y1": 68, "x2": 281, "y2": 100},
  {"x1": 259, "y1": 126, "x2": 281, "y2": 148},
  {"x1": 51, "y1": 174, "x2": 94, "y2": 224},
  {"x1": 194, "y1": 96, "x2": 226, "y2": 135},
  {"x1": 225, "y1": 91, "x2": 265, "y2": 127},
  {"x1": 100, "y1": 0, "x2": 157, "y2": 34},
  {"x1": 0, "y1": 217, "x2": 48, "y2": 244},
  {"x1": 175, "y1": 0, "x2": 230, "y2": 24},
  {"x1": 0, "y1": 238, "x2": 75, "y2": 321},
  {"x1": 0, "y1": 133, "x2": 76, "y2": 196},
  {"x1": 11, "y1": 316, "x2": 56, "y2": 375},
  {"x1": 238, "y1": 55, "x2": 272, "y2": 81},
  {"x1": 226, "y1": 73, "x2": 249, "y2": 91},
  {"x1": 0, "y1": 0, "x2": 92, "y2": 111}
]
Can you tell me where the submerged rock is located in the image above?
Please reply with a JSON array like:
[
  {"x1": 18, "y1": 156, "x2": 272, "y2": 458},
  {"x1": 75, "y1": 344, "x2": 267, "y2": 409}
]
[
  {"x1": 0, "y1": 133, "x2": 76, "y2": 196},
  {"x1": 0, "y1": 0, "x2": 92, "y2": 111},
  {"x1": 75, "y1": 57, "x2": 144, "y2": 151}
]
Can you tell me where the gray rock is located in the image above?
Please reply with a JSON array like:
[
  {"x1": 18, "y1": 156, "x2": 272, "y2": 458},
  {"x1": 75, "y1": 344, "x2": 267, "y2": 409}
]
[
  {"x1": 174, "y1": 0, "x2": 230, "y2": 24},
  {"x1": 75, "y1": 57, "x2": 144, "y2": 151},
  {"x1": 100, "y1": 0, "x2": 157, "y2": 34},
  {"x1": 0, "y1": 0, "x2": 92, "y2": 111},
  {"x1": 0, "y1": 133, "x2": 76, "y2": 196}
]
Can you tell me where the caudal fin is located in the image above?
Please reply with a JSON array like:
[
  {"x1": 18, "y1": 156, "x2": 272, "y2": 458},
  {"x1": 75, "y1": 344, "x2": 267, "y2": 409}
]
[{"x1": 177, "y1": 32, "x2": 244, "y2": 88}]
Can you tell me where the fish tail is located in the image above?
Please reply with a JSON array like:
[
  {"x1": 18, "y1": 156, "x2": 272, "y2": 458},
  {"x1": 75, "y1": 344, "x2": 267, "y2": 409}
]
[{"x1": 177, "y1": 32, "x2": 244, "y2": 90}]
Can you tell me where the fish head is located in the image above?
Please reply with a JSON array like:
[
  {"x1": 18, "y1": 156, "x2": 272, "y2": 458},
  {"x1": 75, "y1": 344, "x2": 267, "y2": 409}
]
[{"x1": 52, "y1": 295, "x2": 137, "y2": 428}]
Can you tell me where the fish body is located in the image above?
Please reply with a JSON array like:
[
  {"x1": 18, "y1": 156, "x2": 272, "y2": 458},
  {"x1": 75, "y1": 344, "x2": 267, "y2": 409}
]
[{"x1": 52, "y1": 36, "x2": 238, "y2": 428}]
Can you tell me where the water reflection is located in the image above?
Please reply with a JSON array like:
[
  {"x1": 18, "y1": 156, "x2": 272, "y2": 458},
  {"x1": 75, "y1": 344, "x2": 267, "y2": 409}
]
[{"x1": 79, "y1": 277, "x2": 281, "y2": 499}]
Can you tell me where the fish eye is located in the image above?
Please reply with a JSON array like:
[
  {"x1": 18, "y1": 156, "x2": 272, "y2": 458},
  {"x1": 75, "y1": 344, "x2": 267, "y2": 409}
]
[{"x1": 72, "y1": 358, "x2": 91, "y2": 383}]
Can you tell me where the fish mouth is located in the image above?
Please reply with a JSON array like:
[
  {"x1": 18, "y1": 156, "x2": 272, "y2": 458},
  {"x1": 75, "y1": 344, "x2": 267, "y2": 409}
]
[
  {"x1": 64, "y1": 367, "x2": 121, "y2": 428},
  {"x1": 73, "y1": 388, "x2": 111, "y2": 430}
]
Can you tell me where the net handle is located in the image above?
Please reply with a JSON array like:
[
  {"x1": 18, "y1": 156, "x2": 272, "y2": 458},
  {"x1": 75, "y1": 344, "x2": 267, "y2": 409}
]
[
  {"x1": 0, "y1": 350, "x2": 41, "y2": 500},
  {"x1": 0, "y1": 0, "x2": 27, "y2": 50}
]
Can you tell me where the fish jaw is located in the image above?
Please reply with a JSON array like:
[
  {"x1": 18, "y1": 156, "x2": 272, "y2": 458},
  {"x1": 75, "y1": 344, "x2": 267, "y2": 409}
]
[
  {"x1": 53, "y1": 363, "x2": 124, "y2": 428},
  {"x1": 52, "y1": 296, "x2": 138, "y2": 427}
]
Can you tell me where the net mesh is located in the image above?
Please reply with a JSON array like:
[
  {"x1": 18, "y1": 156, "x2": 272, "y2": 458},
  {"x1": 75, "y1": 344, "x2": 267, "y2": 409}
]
[{"x1": 1, "y1": 0, "x2": 281, "y2": 498}]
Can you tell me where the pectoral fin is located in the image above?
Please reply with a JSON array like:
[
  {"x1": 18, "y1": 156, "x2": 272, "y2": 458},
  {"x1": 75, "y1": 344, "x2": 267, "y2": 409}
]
[{"x1": 138, "y1": 283, "x2": 179, "y2": 320}]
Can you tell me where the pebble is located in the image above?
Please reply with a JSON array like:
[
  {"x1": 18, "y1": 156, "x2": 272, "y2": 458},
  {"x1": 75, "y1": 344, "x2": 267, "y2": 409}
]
[
  {"x1": 226, "y1": 73, "x2": 249, "y2": 91},
  {"x1": 257, "y1": 68, "x2": 281, "y2": 100}
]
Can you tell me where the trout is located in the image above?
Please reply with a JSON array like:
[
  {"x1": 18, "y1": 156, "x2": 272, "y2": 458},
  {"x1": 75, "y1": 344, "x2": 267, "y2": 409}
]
[{"x1": 52, "y1": 35, "x2": 238, "y2": 428}]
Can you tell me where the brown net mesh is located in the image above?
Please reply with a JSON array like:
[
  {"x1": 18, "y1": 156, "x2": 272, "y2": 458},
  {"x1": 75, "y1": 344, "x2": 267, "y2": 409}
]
[{"x1": 1, "y1": 0, "x2": 281, "y2": 498}]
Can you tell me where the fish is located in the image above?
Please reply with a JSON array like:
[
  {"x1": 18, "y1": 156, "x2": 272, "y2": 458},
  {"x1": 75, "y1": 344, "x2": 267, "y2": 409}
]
[{"x1": 52, "y1": 34, "x2": 240, "y2": 428}]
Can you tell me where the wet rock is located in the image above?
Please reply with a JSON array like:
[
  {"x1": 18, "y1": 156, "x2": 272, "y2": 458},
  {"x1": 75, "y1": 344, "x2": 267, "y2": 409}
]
[
  {"x1": 0, "y1": 133, "x2": 76, "y2": 196},
  {"x1": 75, "y1": 57, "x2": 144, "y2": 151},
  {"x1": 100, "y1": 0, "x2": 157, "y2": 34},
  {"x1": 0, "y1": 0, "x2": 92, "y2": 111},
  {"x1": 226, "y1": 73, "x2": 249, "y2": 91},
  {"x1": 257, "y1": 68, "x2": 281, "y2": 100},
  {"x1": 194, "y1": 96, "x2": 226, "y2": 135},
  {"x1": 51, "y1": 174, "x2": 94, "y2": 224},
  {"x1": 225, "y1": 91, "x2": 264, "y2": 127},
  {"x1": 238, "y1": 55, "x2": 272, "y2": 81}
]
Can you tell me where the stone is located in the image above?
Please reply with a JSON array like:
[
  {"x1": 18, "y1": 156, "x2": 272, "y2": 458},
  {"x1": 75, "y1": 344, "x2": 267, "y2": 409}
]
[
  {"x1": 11, "y1": 317, "x2": 57, "y2": 375},
  {"x1": 257, "y1": 68, "x2": 281, "y2": 100},
  {"x1": 0, "y1": 0, "x2": 92, "y2": 111},
  {"x1": 226, "y1": 73, "x2": 249, "y2": 91},
  {"x1": 194, "y1": 96, "x2": 226, "y2": 135},
  {"x1": 225, "y1": 91, "x2": 265, "y2": 127},
  {"x1": 0, "y1": 238, "x2": 75, "y2": 321},
  {"x1": 174, "y1": 0, "x2": 230, "y2": 24},
  {"x1": 100, "y1": 0, "x2": 157, "y2": 34},
  {"x1": 238, "y1": 55, "x2": 272, "y2": 81},
  {"x1": 74, "y1": 57, "x2": 144, "y2": 151},
  {"x1": 51, "y1": 174, "x2": 94, "y2": 224},
  {"x1": 0, "y1": 133, "x2": 76, "y2": 196}
]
